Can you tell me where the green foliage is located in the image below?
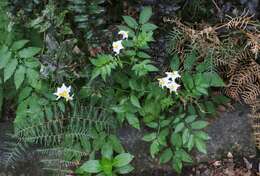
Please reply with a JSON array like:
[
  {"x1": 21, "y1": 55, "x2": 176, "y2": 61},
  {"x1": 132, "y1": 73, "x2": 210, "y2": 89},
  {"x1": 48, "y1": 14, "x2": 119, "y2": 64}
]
[
  {"x1": 1, "y1": 1, "x2": 231, "y2": 175},
  {"x1": 77, "y1": 152, "x2": 134, "y2": 175}
]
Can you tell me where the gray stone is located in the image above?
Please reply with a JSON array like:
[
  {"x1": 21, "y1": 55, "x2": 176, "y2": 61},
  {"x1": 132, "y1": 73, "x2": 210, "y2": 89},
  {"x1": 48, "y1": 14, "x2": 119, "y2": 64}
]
[{"x1": 195, "y1": 104, "x2": 256, "y2": 162}]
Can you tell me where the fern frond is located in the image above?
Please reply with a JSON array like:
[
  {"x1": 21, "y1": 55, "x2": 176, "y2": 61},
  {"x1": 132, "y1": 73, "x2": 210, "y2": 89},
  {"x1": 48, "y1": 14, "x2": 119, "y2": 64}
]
[
  {"x1": 225, "y1": 10, "x2": 255, "y2": 30},
  {"x1": 1, "y1": 140, "x2": 29, "y2": 167}
]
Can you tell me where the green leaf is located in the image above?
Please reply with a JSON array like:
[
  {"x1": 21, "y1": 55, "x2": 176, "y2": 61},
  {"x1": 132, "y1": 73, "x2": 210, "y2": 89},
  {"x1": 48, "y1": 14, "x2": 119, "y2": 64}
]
[
  {"x1": 185, "y1": 115, "x2": 197, "y2": 123},
  {"x1": 0, "y1": 49, "x2": 11, "y2": 69},
  {"x1": 26, "y1": 68, "x2": 40, "y2": 88},
  {"x1": 182, "y1": 128, "x2": 190, "y2": 145},
  {"x1": 141, "y1": 23, "x2": 158, "y2": 32},
  {"x1": 191, "y1": 121, "x2": 208, "y2": 130},
  {"x1": 204, "y1": 72, "x2": 225, "y2": 87},
  {"x1": 122, "y1": 16, "x2": 138, "y2": 29},
  {"x1": 130, "y1": 94, "x2": 141, "y2": 108},
  {"x1": 194, "y1": 131, "x2": 210, "y2": 140},
  {"x1": 182, "y1": 72, "x2": 194, "y2": 90},
  {"x1": 18, "y1": 47, "x2": 41, "y2": 58},
  {"x1": 108, "y1": 135, "x2": 125, "y2": 153},
  {"x1": 174, "y1": 122, "x2": 185, "y2": 133},
  {"x1": 139, "y1": 6, "x2": 152, "y2": 24},
  {"x1": 142, "y1": 132, "x2": 157, "y2": 142},
  {"x1": 171, "y1": 133, "x2": 182, "y2": 148},
  {"x1": 14, "y1": 65, "x2": 26, "y2": 89},
  {"x1": 205, "y1": 101, "x2": 216, "y2": 115},
  {"x1": 18, "y1": 87, "x2": 32, "y2": 102},
  {"x1": 11, "y1": 40, "x2": 29, "y2": 51},
  {"x1": 178, "y1": 149, "x2": 193, "y2": 163},
  {"x1": 80, "y1": 160, "x2": 102, "y2": 173},
  {"x1": 113, "y1": 153, "x2": 134, "y2": 168},
  {"x1": 137, "y1": 51, "x2": 151, "y2": 58},
  {"x1": 150, "y1": 140, "x2": 160, "y2": 158},
  {"x1": 126, "y1": 113, "x2": 140, "y2": 130},
  {"x1": 172, "y1": 156, "x2": 183, "y2": 173},
  {"x1": 170, "y1": 54, "x2": 180, "y2": 71},
  {"x1": 101, "y1": 143, "x2": 113, "y2": 159},
  {"x1": 195, "y1": 137, "x2": 207, "y2": 154},
  {"x1": 116, "y1": 164, "x2": 134, "y2": 174},
  {"x1": 100, "y1": 158, "x2": 113, "y2": 175},
  {"x1": 159, "y1": 148, "x2": 173, "y2": 164},
  {"x1": 184, "y1": 51, "x2": 197, "y2": 71},
  {"x1": 4, "y1": 59, "x2": 18, "y2": 82},
  {"x1": 187, "y1": 134, "x2": 194, "y2": 151}
]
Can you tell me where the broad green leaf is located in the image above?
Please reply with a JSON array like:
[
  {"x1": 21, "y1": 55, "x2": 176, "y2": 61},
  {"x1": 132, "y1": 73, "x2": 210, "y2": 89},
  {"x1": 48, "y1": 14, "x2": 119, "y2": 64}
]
[
  {"x1": 205, "y1": 101, "x2": 216, "y2": 115},
  {"x1": 187, "y1": 134, "x2": 194, "y2": 151},
  {"x1": 0, "y1": 50, "x2": 11, "y2": 69},
  {"x1": 159, "y1": 148, "x2": 173, "y2": 164},
  {"x1": 184, "y1": 51, "x2": 197, "y2": 71},
  {"x1": 80, "y1": 160, "x2": 102, "y2": 173},
  {"x1": 11, "y1": 40, "x2": 29, "y2": 51},
  {"x1": 194, "y1": 131, "x2": 210, "y2": 140},
  {"x1": 172, "y1": 156, "x2": 182, "y2": 173},
  {"x1": 185, "y1": 115, "x2": 197, "y2": 123},
  {"x1": 14, "y1": 65, "x2": 26, "y2": 89},
  {"x1": 113, "y1": 153, "x2": 134, "y2": 168},
  {"x1": 174, "y1": 122, "x2": 185, "y2": 133},
  {"x1": 137, "y1": 51, "x2": 151, "y2": 58},
  {"x1": 18, "y1": 87, "x2": 32, "y2": 102},
  {"x1": 26, "y1": 68, "x2": 39, "y2": 88},
  {"x1": 126, "y1": 113, "x2": 140, "y2": 130},
  {"x1": 182, "y1": 128, "x2": 190, "y2": 145},
  {"x1": 182, "y1": 72, "x2": 194, "y2": 90},
  {"x1": 142, "y1": 132, "x2": 157, "y2": 142},
  {"x1": 170, "y1": 54, "x2": 180, "y2": 71},
  {"x1": 141, "y1": 23, "x2": 158, "y2": 32},
  {"x1": 130, "y1": 94, "x2": 141, "y2": 108},
  {"x1": 122, "y1": 16, "x2": 138, "y2": 29},
  {"x1": 178, "y1": 149, "x2": 193, "y2": 163},
  {"x1": 116, "y1": 164, "x2": 134, "y2": 174},
  {"x1": 18, "y1": 47, "x2": 41, "y2": 58},
  {"x1": 191, "y1": 121, "x2": 208, "y2": 130},
  {"x1": 139, "y1": 6, "x2": 152, "y2": 24},
  {"x1": 108, "y1": 135, "x2": 125, "y2": 153},
  {"x1": 101, "y1": 143, "x2": 113, "y2": 159},
  {"x1": 100, "y1": 158, "x2": 113, "y2": 175},
  {"x1": 4, "y1": 59, "x2": 18, "y2": 82},
  {"x1": 195, "y1": 138, "x2": 207, "y2": 154},
  {"x1": 203, "y1": 72, "x2": 225, "y2": 87},
  {"x1": 150, "y1": 140, "x2": 160, "y2": 158},
  {"x1": 171, "y1": 133, "x2": 182, "y2": 148}
]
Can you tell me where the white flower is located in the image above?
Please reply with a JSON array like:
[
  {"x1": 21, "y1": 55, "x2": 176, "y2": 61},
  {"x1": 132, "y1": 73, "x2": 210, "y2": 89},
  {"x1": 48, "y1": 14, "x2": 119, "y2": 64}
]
[
  {"x1": 158, "y1": 71, "x2": 181, "y2": 94},
  {"x1": 54, "y1": 83, "x2": 73, "y2": 101},
  {"x1": 167, "y1": 81, "x2": 181, "y2": 93},
  {"x1": 112, "y1": 40, "x2": 124, "y2": 55},
  {"x1": 118, "y1": 30, "x2": 129, "y2": 39},
  {"x1": 165, "y1": 71, "x2": 181, "y2": 80}
]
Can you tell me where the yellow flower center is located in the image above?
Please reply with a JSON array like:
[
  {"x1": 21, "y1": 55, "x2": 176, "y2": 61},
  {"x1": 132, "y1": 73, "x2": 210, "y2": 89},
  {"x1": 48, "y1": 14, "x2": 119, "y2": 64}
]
[
  {"x1": 113, "y1": 44, "x2": 119, "y2": 49},
  {"x1": 58, "y1": 91, "x2": 69, "y2": 99}
]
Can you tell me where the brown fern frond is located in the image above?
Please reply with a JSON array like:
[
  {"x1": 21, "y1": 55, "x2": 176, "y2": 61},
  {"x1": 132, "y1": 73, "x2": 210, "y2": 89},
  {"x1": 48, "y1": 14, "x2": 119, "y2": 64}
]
[
  {"x1": 225, "y1": 10, "x2": 255, "y2": 30},
  {"x1": 241, "y1": 83, "x2": 260, "y2": 105},
  {"x1": 224, "y1": 86, "x2": 243, "y2": 102},
  {"x1": 245, "y1": 32, "x2": 260, "y2": 58}
]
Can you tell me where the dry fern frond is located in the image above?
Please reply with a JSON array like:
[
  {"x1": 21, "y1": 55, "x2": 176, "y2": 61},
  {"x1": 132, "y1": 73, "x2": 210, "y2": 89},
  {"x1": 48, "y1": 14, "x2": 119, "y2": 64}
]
[
  {"x1": 225, "y1": 10, "x2": 255, "y2": 30},
  {"x1": 245, "y1": 32, "x2": 260, "y2": 58},
  {"x1": 241, "y1": 83, "x2": 260, "y2": 105}
]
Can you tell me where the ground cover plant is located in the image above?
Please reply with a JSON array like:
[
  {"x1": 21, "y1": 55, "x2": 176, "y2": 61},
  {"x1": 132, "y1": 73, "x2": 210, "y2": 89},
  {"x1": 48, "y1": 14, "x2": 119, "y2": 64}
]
[{"x1": 0, "y1": 0, "x2": 259, "y2": 176}]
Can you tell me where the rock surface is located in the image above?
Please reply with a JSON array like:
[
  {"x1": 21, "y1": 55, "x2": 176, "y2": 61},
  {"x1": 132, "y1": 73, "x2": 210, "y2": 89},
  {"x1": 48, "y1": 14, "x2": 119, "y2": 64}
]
[{"x1": 0, "y1": 104, "x2": 256, "y2": 175}]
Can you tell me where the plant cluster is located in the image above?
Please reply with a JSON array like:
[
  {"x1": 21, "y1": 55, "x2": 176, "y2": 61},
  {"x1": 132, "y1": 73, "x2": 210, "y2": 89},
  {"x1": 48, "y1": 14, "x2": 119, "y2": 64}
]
[{"x1": 0, "y1": 1, "x2": 244, "y2": 176}]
